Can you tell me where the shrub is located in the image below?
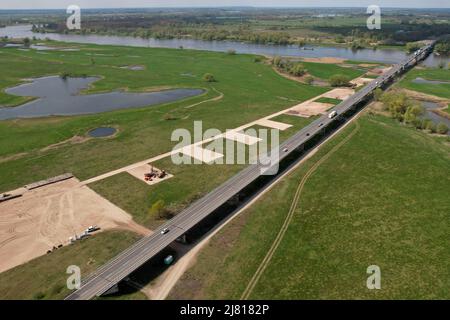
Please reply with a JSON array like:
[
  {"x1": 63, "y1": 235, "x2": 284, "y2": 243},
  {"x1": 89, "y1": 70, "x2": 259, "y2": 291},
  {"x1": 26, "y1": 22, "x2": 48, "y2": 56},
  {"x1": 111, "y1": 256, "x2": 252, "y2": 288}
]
[
  {"x1": 163, "y1": 113, "x2": 177, "y2": 121},
  {"x1": 304, "y1": 76, "x2": 314, "y2": 85},
  {"x1": 425, "y1": 121, "x2": 436, "y2": 133},
  {"x1": 373, "y1": 88, "x2": 383, "y2": 101},
  {"x1": 33, "y1": 292, "x2": 46, "y2": 300},
  {"x1": 203, "y1": 73, "x2": 216, "y2": 83},
  {"x1": 149, "y1": 200, "x2": 165, "y2": 219},
  {"x1": 289, "y1": 63, "x2": 306, "y2": 77},
  {"x1": 149, "y1": 200, "x2": 175, "y2": 220},
  {"x1": 404, "y1": 104, "x2": 424, "y2": 124},
  {"x1": 329, "y1": 74, "x2": 351, "y2": 87},
  {"x1": 60, "y1": 72, "x2": 70, "y2": 80},
  {"x1": 272, "y1": 56, "x2": 282, "y2": 67},
  {"x1": 23, "y1": 37, "x2": 31, "y2": 47},
  {"x1": 436, "y1": 122, "x2": 449, "y2": 135}
]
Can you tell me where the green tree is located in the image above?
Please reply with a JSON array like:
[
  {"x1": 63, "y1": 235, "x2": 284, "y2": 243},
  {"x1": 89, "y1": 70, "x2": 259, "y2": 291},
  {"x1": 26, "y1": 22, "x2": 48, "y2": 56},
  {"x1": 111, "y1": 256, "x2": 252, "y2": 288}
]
[
  {"x1": 23, "y1": 37, "x2": 31, "y2": 47},
  {"x1": 404, "y1": 104, "x2": 424, "y2": 124},
  {"x1": 272, "y1": 56, "x2": 282, "y2": 67},
  {"x1": 329, "y1": 74, "x2": 351, "y2": 87},
  {"x1": 289, "y1": 63, "x2": 306, "y2": 77},
  {"x1": 381, "y1": 91, "x2": 412, "y2": 120},
  {"x1": 373, "y1": 88, "x2": 383, "y2": 101},
  {"x1": 203, "y1": 73, "x2": 216, "y2": 83},
  {"x1": 149, "y1": 200, "x2": 166, "y2": 219}
]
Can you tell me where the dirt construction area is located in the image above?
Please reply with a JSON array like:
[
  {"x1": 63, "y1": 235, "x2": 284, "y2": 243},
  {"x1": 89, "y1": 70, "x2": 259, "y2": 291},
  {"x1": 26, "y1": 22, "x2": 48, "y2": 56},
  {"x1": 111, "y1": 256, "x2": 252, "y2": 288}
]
[
  {"x1": 285, "y1": 88, "x2": 355, "y2": 118},
  {"x1": 287, "y1": 101, "x2": 334, "y2": 117},
  {"x1": 0, "y1": 178, "x2": 150, "y2": 273}
]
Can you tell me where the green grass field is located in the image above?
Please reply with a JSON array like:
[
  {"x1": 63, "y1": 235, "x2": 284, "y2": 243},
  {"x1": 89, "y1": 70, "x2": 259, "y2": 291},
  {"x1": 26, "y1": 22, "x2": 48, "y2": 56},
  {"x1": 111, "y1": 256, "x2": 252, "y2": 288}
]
[
  {"x1": 398, "y1": 67, "x2": 450, "y2": 99},
  {"x1": 90, "y1": 114, "x2": 315, "y2": 229},
  {"x1": 0, "y1": 231, "x2": 145, "y2": 300},
  {"x1": 169, "y1": 113, "x2": 450, "y2": 300},
  {"x1": 0, "y1": 43, "x2": 335, "y2": 193},
  {"x1": 302, "y1": 61, "x2": 365, "y2": 80}
]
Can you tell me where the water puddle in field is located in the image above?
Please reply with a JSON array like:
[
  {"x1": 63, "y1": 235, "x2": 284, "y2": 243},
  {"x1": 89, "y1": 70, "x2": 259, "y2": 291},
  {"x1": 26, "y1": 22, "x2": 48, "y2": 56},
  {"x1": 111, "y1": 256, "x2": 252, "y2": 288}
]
[
  {"x1": 88, "y1": 127, "x2": 117, "y2": 137},
  {"x1": 412, "y1": 77, "x2": 450, "y2": 85},
  {"x1": 120, "y1": 65, "x2": 145, "y2": 71},
  {"x1": 0, "y1": 76, "x2": 203, "y2": 120}
]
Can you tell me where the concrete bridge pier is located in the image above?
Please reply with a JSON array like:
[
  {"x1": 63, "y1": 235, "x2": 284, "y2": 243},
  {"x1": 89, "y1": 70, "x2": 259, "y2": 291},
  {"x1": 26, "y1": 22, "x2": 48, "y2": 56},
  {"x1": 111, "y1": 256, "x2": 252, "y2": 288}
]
[
  {"x1": 228, "y1": 194, "x2": 241, "y2": 206},
  {"x1": 176, "y1": 234, "x2": 188, "y2": 244},
  {"x1": 99, "y1": 284, "x2": 119, "y2": 297}
]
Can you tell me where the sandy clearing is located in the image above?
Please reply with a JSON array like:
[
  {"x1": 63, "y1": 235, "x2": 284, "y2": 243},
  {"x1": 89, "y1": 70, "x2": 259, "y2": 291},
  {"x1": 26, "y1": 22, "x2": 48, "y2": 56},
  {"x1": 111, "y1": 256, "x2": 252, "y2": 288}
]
[
  {"x1": 300, "y1": 57, "x2": 346, "y2": 64},
  {"x1": 0, "y1": 178, "x2": 150, "y2": 273},
  {"x1": 322, "y1": 88, "x2": 355, "y2": 100},
  {"x1": 127, "y1": 164, "x2": 173, "y2": 186},
  {"x1": 224, "y1": 131, "x2": 262, "y2": 145},
  {"x1": 287, "y1": 101, "x2": 334, "y2": 117},
  {"x1": 358, "y1": 63, "x2": 378, "y2": 68},
  {"x1": 256, "y1": 119, "x2": 293, "y2": 131},
  {"x1": 370, "y1": 66, "x2": 393, "y2": 75},
  {"x1": 181, "y1": 145, "x2": 224, "y2": 164},
  {"x1": 351, "y1": 77, "x2": 374, "y2": 87}
]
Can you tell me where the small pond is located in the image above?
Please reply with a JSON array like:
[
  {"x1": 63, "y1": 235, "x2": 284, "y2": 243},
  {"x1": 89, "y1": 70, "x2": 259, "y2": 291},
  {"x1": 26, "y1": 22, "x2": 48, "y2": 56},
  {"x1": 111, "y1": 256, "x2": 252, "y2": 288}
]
[
  {"x1": 420, "y1": 101, "x2": 450, "y2": 135},
  {"x1": 0, "y1": 76, "x2": 203, "y2": 120},
  {"x1": 88, "y1": 127, "x2": 117, "y2": 138},
  {"x1": 412, "y1": 77, "x2": 450, "y2": 85}
]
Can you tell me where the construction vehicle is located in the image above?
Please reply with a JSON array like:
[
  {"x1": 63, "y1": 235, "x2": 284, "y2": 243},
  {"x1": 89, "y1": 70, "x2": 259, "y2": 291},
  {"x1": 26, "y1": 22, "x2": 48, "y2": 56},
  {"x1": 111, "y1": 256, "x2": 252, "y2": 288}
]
[
  {"x1": 86, "y1": 225, "x2": 100, "y2": 233},
  {"x1": 144, "y1": 166, "x2": 158, "y2": 181},
  {"x1": 145, "y1": 168, "x2": 168, "y2": 181},
  {"x1": 158, "y1": 170, "x2": 167, "y2": 179}
]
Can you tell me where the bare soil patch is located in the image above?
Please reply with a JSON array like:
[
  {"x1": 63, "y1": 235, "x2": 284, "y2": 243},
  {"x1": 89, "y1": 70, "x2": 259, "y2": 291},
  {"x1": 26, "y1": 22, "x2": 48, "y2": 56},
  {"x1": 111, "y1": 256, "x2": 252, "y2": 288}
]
[
  {"x1": 0, "y1": 178, "x2": 150, "y2": 273},
  {"x1": 300, "y1": 57, "x2": 346, "y2": 64},
  {"x1": 287, "y1": 101, "x2": 334, "y2": 117}
]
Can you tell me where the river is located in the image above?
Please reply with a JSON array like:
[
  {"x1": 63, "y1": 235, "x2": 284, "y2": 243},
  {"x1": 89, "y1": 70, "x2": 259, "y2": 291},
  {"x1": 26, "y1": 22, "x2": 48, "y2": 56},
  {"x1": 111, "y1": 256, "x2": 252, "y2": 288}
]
[{"x1": 1, "y1": 25, "x2": 448, "y2": 67}]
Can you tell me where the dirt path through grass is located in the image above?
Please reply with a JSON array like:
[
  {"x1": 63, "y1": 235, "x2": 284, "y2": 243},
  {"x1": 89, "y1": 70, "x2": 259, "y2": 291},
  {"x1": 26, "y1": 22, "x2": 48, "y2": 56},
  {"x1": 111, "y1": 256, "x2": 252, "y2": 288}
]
[{"x1": 240, "y1": 120, "x2": 361, "y2": 300}]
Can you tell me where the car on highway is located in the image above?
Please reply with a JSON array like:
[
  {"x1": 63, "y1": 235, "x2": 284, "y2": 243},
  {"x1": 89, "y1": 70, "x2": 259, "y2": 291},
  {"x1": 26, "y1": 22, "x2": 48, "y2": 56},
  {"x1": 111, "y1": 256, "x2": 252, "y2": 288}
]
[
  {"x1": 161, "y1": 228, "x2": 170, "y2": 235},
  {"x1": 283, "y1": 147, "x2": 289, "y2": 153}
]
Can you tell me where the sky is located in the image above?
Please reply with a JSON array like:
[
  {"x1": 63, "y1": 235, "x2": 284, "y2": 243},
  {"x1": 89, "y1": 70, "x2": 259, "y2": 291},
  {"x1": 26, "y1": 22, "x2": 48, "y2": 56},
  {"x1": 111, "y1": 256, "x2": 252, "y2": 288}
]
[{"x1": 0, "y1": 0, "x2": 449, "y2": 10}]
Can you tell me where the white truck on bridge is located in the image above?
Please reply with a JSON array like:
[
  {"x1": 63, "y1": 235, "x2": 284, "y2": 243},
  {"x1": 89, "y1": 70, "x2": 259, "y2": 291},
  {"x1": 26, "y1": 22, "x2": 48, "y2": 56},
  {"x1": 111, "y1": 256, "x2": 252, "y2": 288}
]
[{"x1": 328, "y1": 111, "x2": 338, "y2": 119}]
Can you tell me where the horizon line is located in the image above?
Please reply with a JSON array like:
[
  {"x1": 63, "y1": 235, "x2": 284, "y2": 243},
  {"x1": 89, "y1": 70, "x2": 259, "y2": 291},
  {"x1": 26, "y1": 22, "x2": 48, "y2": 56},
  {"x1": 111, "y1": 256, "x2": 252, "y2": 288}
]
[{"x1": 1, "y1": 6, "x2": 450, "y2": 10}]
